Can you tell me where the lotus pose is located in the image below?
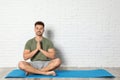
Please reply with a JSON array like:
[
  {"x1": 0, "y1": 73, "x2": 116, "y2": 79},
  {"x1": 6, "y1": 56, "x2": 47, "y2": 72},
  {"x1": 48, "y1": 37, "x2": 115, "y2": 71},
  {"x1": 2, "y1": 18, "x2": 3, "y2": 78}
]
[{"x1": 18, "y1": 21, "x2": 61, "y2": 76}]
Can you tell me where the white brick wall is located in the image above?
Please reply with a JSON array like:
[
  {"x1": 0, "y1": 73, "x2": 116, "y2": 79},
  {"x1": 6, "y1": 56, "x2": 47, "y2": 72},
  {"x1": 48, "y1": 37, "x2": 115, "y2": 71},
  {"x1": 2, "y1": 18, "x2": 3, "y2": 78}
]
[{"x1": 0, "y1": 0, "x2": 120, "y2": 67}]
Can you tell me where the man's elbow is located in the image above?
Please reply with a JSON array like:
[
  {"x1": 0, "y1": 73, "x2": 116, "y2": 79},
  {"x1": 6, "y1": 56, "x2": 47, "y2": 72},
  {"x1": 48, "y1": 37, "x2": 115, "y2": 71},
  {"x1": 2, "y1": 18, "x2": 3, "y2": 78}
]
[
  {"x1": 50, "y1": 55, "x2": 56, "y2": 59},
  {"x1": 24, "y1": 58, "x2": 28, "y2": 61},
  {"x1": 23, "y1": 55, "x2": 28, "y2": 60}
]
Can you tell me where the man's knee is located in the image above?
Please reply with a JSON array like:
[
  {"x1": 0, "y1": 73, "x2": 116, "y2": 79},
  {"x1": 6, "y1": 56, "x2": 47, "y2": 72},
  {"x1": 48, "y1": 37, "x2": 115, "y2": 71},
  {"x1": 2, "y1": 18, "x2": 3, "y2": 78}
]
[
  {"x1": 54, "y1": 58, "x2": 61, "y2": 66},
  {"x1": 18, "y1": 61, "x2": 26, "y2": 70}
]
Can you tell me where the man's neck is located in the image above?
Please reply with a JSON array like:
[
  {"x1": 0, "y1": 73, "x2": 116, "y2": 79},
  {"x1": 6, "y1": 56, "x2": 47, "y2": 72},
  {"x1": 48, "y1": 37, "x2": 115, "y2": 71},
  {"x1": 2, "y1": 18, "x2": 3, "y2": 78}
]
[
  {"x1": 35, "y1": 36, "x2": 43, "y2": 42},
  {"x1": 36, "y1": 36, "x2": 42, "y2": 38}
]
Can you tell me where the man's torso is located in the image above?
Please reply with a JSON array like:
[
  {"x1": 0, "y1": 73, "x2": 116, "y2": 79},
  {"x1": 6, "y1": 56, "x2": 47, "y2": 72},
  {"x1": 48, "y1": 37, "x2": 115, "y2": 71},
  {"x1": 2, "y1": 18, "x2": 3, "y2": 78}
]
[{"x1": 24, "y1": 37, "x2": 54, "y2": 61}]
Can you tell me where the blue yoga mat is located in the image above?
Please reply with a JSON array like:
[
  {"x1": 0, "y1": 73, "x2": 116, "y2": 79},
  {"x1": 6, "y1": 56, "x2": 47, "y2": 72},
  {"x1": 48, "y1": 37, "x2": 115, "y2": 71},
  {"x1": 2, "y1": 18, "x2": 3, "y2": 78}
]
[{"x1": 5, "y1": 69, "x2": 115, "y2": 78}]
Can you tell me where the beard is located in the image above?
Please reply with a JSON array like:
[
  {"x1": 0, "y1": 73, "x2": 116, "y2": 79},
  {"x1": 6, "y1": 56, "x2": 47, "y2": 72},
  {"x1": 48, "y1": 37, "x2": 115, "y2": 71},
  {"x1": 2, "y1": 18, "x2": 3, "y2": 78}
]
[{"x1": 36, "y1": 31, "x2": 43, "y2": 36}]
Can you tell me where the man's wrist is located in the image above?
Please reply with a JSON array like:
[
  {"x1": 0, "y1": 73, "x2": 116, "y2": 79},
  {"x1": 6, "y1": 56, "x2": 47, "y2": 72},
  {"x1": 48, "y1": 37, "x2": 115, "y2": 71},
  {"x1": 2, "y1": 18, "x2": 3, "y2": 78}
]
[
  {"x1": 39, "y1": 48, "x2": 42, "y2": 51},
  {"x1": 35, "y1": 48, "x2": 39, "y2": 52}
]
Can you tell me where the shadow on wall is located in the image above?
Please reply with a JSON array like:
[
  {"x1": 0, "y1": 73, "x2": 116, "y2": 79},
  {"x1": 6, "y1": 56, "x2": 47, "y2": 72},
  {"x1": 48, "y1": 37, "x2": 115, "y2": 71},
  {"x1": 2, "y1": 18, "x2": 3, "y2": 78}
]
[{"x1": 45, "y1": 29, "x2": 66, "y2": 66}]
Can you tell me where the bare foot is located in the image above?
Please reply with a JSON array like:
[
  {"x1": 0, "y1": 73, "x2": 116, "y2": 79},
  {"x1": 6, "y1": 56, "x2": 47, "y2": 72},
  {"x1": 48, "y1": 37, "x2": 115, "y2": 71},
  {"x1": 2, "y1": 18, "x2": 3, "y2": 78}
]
[
  {"x1": 25, "y1": 72, "x2": 29, "y2": 76},
  {"x1": 26, "y1": 71, "x2": 56, "y2": 76},
  {"x1": 46, "y1": 71, "x2": 56, "y2": 76},
  {"x1": 25, "y1": 72, "x2": 31, "y2": 76}
]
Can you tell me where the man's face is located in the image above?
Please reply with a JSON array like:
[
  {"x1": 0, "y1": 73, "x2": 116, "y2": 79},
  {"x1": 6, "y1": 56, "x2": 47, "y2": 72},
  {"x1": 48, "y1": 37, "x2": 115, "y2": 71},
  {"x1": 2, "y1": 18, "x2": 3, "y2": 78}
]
[{"x1": 34, "y1": 25, "x2": 44, "y2": 36}]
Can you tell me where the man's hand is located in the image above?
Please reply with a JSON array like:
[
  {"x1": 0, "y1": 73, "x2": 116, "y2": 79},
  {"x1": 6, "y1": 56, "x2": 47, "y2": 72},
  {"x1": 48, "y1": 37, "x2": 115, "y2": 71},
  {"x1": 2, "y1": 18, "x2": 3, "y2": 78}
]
[
  {"x1": 36, "y1": 37, "x2": 42, "y2": 51},
  {"x1": 37, "y1": 41, "x2": 41, "y2": 51}
]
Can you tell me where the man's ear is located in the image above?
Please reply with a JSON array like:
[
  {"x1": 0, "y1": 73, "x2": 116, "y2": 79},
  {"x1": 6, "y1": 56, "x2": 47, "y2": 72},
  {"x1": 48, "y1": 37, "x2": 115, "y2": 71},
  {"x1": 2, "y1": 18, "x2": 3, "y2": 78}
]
[
  {"x1": 43, "y1": 29, "x2": 45, "y2": 32},
  {"x1": 34, "y1": 27, "x2": 36, "y2": 32}
]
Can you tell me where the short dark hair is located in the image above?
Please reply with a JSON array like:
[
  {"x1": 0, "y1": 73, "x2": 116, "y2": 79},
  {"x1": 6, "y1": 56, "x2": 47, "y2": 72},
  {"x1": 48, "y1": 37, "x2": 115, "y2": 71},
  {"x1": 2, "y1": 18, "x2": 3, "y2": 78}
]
[{"x1": 34, "y1": 21, "x2": 45, "y2": 28}]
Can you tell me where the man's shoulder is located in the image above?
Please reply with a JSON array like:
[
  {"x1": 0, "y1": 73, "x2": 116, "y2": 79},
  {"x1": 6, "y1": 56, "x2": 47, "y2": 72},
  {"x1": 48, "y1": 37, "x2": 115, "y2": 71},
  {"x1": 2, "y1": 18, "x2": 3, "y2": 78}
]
[
  {"x1": 26, "y1": 37, "x2": 35, "y2": 43},
  {"x1": 26, "y1": 37, "x2": 52, "y2": 43},
  {"x1": 43, "y1": 37, "x2": 51, "y2": 42}
]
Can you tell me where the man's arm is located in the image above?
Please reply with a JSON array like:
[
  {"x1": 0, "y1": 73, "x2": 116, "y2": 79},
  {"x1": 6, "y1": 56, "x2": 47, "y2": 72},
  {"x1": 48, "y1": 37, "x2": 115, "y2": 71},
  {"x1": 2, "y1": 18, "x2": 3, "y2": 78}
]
[
  {"x1": 38, "y1": 40, "x2": 56, "y2": 59},
  {"x1": 23, "y1": 41, "x2": 40, "y2": 60},
  {"x1": 23, "y1": 49, "x2": 38, "y2": 60},
  {"x1": 40, "y1": 48, "x2": 56, "y2": 59}
]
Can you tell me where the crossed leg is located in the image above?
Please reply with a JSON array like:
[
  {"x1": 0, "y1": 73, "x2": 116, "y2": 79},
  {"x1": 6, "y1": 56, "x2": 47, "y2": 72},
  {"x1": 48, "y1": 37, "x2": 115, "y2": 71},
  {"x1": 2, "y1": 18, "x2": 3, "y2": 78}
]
[
  {"x1": 40, "y1": 58, "x2": 61, "y2": 72},
  {"x1": 18, "y1": 58, "x2": 61, "y2": 76}
]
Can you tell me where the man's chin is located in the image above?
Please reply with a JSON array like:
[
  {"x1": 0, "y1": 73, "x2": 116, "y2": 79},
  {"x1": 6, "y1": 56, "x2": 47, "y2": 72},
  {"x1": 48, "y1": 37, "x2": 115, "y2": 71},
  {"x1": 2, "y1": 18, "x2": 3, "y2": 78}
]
[{"x1": 36, "y1": 34, "x2": 42, "y2": 36}]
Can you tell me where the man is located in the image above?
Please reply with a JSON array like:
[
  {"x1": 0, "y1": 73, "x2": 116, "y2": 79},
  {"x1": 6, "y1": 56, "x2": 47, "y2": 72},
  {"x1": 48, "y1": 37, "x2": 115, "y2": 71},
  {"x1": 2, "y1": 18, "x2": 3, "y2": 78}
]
[{"x1": 18, "y1": 21, "x2": 61, "y2": 76}]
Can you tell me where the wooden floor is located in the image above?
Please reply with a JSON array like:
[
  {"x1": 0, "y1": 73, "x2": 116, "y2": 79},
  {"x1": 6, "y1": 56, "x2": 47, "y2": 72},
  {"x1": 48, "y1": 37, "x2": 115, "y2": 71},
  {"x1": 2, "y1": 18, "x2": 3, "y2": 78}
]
[{"x1": 0, "y1": 67, "x2": 120, "y2": 80}]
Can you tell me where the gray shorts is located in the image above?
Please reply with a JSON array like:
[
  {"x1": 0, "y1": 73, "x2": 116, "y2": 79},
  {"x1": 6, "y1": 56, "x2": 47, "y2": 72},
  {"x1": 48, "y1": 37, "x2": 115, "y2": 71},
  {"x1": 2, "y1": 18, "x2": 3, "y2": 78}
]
[{"x1": 29, "y1": 61, "x2": 50, "y2": 69}]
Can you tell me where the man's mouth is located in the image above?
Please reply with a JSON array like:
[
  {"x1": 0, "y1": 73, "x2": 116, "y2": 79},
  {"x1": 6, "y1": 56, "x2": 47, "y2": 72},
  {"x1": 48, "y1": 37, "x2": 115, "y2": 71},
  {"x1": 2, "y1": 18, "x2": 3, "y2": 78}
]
[{"x1": 37, "y1": 32, "x2": 41, "y2": 33}]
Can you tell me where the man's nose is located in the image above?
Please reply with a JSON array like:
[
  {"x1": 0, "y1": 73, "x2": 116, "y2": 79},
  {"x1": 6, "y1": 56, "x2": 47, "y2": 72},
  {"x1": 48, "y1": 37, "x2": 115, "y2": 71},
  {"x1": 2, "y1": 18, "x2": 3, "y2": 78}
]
[{"x1": 38, "y1": 29, "x2": 41, "y2": 31}]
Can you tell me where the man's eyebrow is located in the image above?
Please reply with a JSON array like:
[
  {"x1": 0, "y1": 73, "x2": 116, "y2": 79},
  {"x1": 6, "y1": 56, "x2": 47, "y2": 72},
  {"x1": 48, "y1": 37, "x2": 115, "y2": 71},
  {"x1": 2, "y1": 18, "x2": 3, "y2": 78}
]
[{"x1": 36, "y1": 27, "x2": 43, "y2": 29}]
